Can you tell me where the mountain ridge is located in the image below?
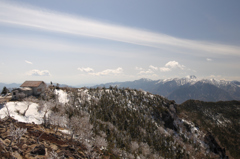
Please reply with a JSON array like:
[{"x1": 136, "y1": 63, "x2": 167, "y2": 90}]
[
  {"x1": 93, "y1": 76, "x2": 240, "y2": 104},
  {"x1": 0, "y1": 83, "x2": 237, "y2": 158}
]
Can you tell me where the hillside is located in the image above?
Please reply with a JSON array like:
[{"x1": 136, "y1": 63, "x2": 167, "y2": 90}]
[
  {"x1": 0, "y1": 86, "x2": 230, "y2": 158},
  {"x1": 178, "y1": 100, "x2": 240, "y2": 159},
  {"x1": 0, "y1": 118, "x2": 104, "y2": 159}
]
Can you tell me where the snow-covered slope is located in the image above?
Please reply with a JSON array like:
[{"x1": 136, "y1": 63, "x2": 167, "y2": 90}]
[
  {"x1": 0, "y1": 90, "x2": 69, "y2": 124},
  {"x1": 0, "y1": 102, "x2": 44, "y2": 124}
]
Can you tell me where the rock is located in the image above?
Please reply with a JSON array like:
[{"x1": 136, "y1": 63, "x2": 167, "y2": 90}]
[
  {"x1": 31, "y1": 144, "x2": 45, "y2": 155},
  {"x1": 19, "y1": 137, "x2": 27, "y2": 143},
  {"x1": 29, "y1": 138, "x2": 36, "y2": 144},
  {"x1": 4, "y1": 139, "x2": 10, "y2": 146},
  {"x1": 12, "y1": 151, "x2": 22, "y2": 159},
  {"x1": 204, "y1": 132, "x2": 226, "y2": 158},
  {"x1": 50, "y1": 144, "x2": 58, "y2": 151},
  {"x1": 45, "y1": 148, "x2": 48, "y2": 157},
  {"x1": 0, "y1": 138, "x2": 6, "y2": 147},
  {"x1": 162, "y1": 110, "x2": 177, "y2": 131},
  {"x1": 12, "y1": 145, "x2": 18, "y2": 151},
  {"x1": 22, "y1": 144, "x2": 28, "y2": 150}
]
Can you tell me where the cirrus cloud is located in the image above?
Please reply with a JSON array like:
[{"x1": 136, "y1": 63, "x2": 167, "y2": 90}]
[
  {"x1": 26, "y1": 69, "x2": 51, "y2": 76},
  {"x1": 0, "y1": 1, "x2": 239, "y2": 57},
  {"x1": 25, "y1": 60, "x2": 33, "y2": 64}
]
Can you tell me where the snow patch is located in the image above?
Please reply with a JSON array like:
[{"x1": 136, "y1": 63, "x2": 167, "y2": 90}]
[
  {"x1": 59, "y1": 129, "x2": 71, "y2": 134},
  {"x1": 55, "y1": 89, "x2": 69, "y2": 104},
  {"x1": 0, "y1": 102, "x2": 48, "y2": 124}
]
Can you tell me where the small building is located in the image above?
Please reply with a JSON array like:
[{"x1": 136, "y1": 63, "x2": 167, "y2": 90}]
[
  {"x1": 12, "y1": 87, "x2": 32, "y2": 100},
  {"x1": 12, "y1": 81, "x2": 46, "y2": 100},
  {"x1": 20, "y1": 81, "x2": 46, "y2": 96}
]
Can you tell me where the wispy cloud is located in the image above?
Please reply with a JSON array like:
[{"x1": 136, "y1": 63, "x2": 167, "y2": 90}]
[
  {"x1": 78, "y1": 67, "x2": 94, "y2": 73},
  {"x1": 89, "y1": 67, "x2": 123, "y2": 76},
  {"x1": 137, "y1": 65, "x2": 158, "y2": 74},
  {"x1": 0, "y1": 1, "x2": 240, "y2": 56},
  {"x1": 25, "y1": 60, "x2": 33, "y2": 64},
  {"x1": 149, "y1": 65, "x2": 158, "y2": 70},
  {"x1": 0, "y1": 35, "x2": 148, "y2": 59},
  {"x1": 135, "y1": 67, "x2": 143, "y2": 71},
  {"x1": 26, "y1": 69, "x2": 51, "y2": 76},
  {"x1": 159, "y1": 67, "x2": 171, "y2": 72},
  {"x1": 208, "y1": 75, "x2": 221, "y2": 79},
  {"x1": 206, "y1": 58, "x2": 212, "y2": 61},
  {"x1": 138, "y1": 69, "x2": 154, "y2": 75}
]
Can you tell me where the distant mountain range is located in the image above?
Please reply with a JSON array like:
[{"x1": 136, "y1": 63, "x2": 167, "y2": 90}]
[
  {"x1": 93, "y1": 75, "x2": 240, "y2": 103},
  {"x1": 2, "y1": 76, "x2": 240, "y2": 104},
  {"x1": 0, "y1": 83, "x2": 20, "y2": 92}
]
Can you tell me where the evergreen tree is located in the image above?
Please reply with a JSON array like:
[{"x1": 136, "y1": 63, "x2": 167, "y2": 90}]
[{"x1": 1, "y1": 86, "x2": 9, "y2": 95}]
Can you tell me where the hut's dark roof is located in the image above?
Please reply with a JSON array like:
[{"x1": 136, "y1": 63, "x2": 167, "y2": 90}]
[{"x1": 20, "y1": 81, "x2": 45, "y2": 88}]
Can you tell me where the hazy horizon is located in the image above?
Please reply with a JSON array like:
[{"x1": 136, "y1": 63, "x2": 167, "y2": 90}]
[{"x1": 1, "y1": 75, "x2": 239, "y2": 89}]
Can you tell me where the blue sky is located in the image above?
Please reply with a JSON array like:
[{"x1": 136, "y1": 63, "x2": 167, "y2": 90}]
[{"x1": 0, "y1": 0, "x2": 240, "y2": 86}]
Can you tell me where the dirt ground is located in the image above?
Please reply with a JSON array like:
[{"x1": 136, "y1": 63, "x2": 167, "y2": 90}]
[{"x1": 0, "y1": 117, "x2": 112, "y2": 159}]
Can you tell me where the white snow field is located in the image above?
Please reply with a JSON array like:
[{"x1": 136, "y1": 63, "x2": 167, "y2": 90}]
[
  {"x1": 0, "y1": 90, "x2": 69, "y2": 124},
  {"x1": 0, "y1": 102, "x2": 45, "y2": 124}
]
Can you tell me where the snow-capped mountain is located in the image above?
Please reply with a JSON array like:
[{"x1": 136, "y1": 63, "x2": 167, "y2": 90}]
[{"x1": 93, "y1": 76, "x2": 240, "y2": 104}]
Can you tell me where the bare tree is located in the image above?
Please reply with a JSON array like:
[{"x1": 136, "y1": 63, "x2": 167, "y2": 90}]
[
  {"x1": 38, "y1": 99, "x2": 55, "y2": 127},
  {"x1": 67, "y1": 111, "x2": 93, "y2": 143},
  {"x1": 77, "y1": 115, "x2": 93, "y2": 141},
  {"x1": 8, "y1": 123, "x2": 27, "y2": 146},
  {"x1": 37, "y1": 128, "x2": 45, "y2": 144},
  {"x1": 47, "y1": 150, "x2": 60, "y2": 159},
  {"x1": 3, "y1": 102, "x2": 10, "y2": 119},
  {"x1": 49, "y1": 112, "x2": 67, "y2": 135},
  {"x1": 130, "y1": 141, "x2": 139, "y2": 154},
  {"x1": 22, "y1": 96, "x2": 36, "y2": 116},
  {"x1": 94, "y1": 135, "x2": 108, "y2": 150},
  {"x1": 67, "y1": 116, "x2": 80, "y2": 141},
  {"x1": 139, "y1": 142, "x2": 151, "y2": 157}
]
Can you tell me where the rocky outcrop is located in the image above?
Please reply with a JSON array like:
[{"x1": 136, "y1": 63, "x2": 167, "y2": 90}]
[
  {"x1": 204, "y1": 132, "x2": 228, "y2": 159},
  {"x1": 31, "y1": 144, "x2": 45, "y2": 155},
  {"x1": 162, "y1": 110, "x2": 177, "y2": 131}
]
